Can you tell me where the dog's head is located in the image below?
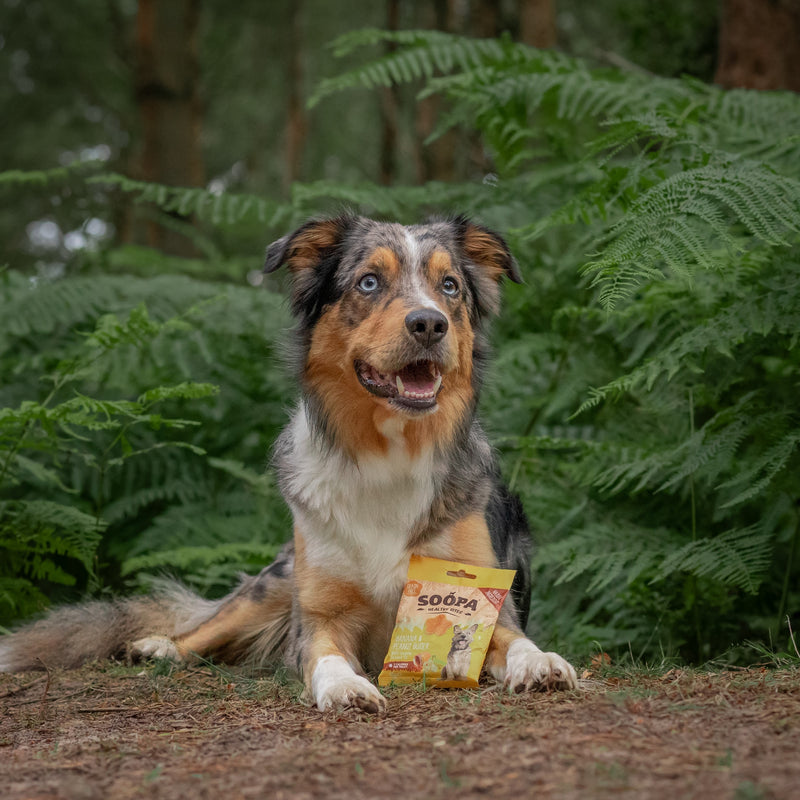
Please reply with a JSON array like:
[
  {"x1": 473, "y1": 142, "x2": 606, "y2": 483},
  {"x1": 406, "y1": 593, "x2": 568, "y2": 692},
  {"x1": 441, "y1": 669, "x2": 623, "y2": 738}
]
[
  {"x1": 450, "y1": 623, "x2": 479, "y2": 650},
  {"x1": 264, "y1": 215, "x2": 520, "y2": 450}
]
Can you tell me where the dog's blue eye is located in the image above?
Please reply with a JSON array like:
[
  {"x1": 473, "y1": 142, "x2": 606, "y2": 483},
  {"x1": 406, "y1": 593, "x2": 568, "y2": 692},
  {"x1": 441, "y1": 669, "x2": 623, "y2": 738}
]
[
  {"x1": 358, "y1": 274, "x2": 379, "y2": 293},
  {"x1": 442, "y1": 277, "x2": 459, "y2": 296}
]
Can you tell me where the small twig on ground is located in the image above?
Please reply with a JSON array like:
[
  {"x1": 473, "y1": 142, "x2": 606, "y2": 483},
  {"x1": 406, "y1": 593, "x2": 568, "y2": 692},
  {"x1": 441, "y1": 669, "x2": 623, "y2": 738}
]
[
  {"x1": 0, "y1": 675, "x2": 47, "y2": 700},
  {"x1": 37, "y1": 659, "x2": 52, "y2": 720},
  {"x1": 787, "y1": 615, "x2": 800, "y2": 660},
  {"x1": 76, "y1": 707, "x2": 134, "y2": 713},
  {"x1": 12, "y1": 688, "x2": 92, "y2": 707}
]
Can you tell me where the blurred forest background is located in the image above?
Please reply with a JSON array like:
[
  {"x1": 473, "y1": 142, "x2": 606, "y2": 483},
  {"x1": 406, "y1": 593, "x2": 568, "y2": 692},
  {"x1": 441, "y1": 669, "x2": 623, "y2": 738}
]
[{"x1": 1, "y1": 0, "x2": 799, "y2": 667}]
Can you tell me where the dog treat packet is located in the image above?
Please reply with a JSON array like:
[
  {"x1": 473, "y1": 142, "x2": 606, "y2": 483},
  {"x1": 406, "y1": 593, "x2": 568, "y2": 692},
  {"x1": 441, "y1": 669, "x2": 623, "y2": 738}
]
[{"x1": 378, "y1": 555, "x2": 515, "y2": 689}]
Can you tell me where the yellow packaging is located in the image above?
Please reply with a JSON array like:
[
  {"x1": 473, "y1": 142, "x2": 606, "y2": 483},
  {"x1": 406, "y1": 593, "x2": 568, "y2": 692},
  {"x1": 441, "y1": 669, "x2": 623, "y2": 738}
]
[{"x1": 378, "y1": 555, "x2": 515, "y2": 689}]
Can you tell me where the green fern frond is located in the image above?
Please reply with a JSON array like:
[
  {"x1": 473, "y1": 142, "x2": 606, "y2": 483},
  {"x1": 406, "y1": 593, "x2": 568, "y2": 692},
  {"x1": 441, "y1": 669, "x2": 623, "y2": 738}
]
[
  {"x1": 707, "y1": 88, "x2": 800, "y2": 165},
  {"x1": 584, "y1": 163, "x2": 800, "y2": 309},
  {"x1": 0, "y1": 272, "x2": 129, "y2": 346},
  {"x1": 575, "y1": 273, "x2": 800, "y2": 414},
  {"x1": 84, "y1": 303, "x2": 181, "y2": 351},
  {"x1": 0, "y1": 162, "x2": 90, "y2": 187},
  {"x1": 655, "y1": 526, "x2": 772, "y2": 593},
  {"x1": 87, "y1": 173, "x2": 289, "y2": 227},
  {"x1": 0, "y1": 576, "x2": 47, "y2": 617},
  {"x1": 137, "y1": 382, "x2": 219, "y2": 407},
  {"x1": 718, "y1": 432, "x2": 800, "y2": 509},
  {"x1": 310, "y1": 29, "x2": 521, "y2": 107},
  {"x1": 2, "y1": 499, "x2": 105, "y2": 576},
  {"x1": 589, "y1": 407, "x2": 759, "y2": 497},
  {"x1": 121, "y1": 542, "x2": 282, "y2": 576},
  {"x1": 101, "y1": 478, "x2": 205, "y2": 525},
  {"x1": 9, "y1": 454, "x2": 75, "y2": 492},
  {"x1": 535, "y1": 520, "x2": 681, "y2": 592},
  {"x1": 207, "y1": 457, "x2": 274, "y2": 491}
]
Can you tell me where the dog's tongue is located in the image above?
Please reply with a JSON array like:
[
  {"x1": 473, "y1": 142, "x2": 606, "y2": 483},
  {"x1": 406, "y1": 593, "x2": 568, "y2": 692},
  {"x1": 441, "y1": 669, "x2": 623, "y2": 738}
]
[{"x1": 398, "y1": 362, "x2": 438, "y2": 394}]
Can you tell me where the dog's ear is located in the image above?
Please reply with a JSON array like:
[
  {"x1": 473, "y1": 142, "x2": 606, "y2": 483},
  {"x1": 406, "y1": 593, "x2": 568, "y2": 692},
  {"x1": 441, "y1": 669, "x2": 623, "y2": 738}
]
[
  {"x1": 264, "y1": 216, "x2": 352, "y2": 275},
  {"x1": 454, "y1": 215, "x2": 522, "y2": 285},
  {"x1": 264, "y1": 216, "x2": 355, "y2": 320},
  {"x1": 452, "y1": 215, "x2": 521, "y2": 320}
]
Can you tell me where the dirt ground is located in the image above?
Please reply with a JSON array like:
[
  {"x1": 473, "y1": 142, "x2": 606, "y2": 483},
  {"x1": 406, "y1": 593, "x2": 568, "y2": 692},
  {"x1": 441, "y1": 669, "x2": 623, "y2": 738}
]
[{"x1": 1, "y1": 663, "x2": 798, "y2": 800}]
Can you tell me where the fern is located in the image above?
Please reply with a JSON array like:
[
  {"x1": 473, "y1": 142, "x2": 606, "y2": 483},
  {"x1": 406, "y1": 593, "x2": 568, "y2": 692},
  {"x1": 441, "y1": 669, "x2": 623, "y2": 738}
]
[
  {"x1": 314, "y1": 31, "x2": 800, "y2": 660},
  {"x1": 576, "y1": 265, "x2": 800, "y2": 415},
  {"x1": 655, "y1": 526, "x2": 773, "y2": 594},
  {"x1": 310, "y1": 29, "x2": 525, "y2": 107},
  {"x1": 122, "y1": 542, "x2": 283, "y2": 577},
  {"x1": 0, "y1": 286, "x2": 233, "y2": 618},
  {"x1": 584, "y1": 163, "x2": 800, "y2": 308},
  {"x1": 535, "y1": 521, "x2": 681, "y2": 593},
  {"x1": 3, "y1": 29, "x2": 800, "y2": 664},
  {"x1": 0, "y1": 499, "x2": 106, "y2": 613},
  {"x1": 718, "y1": 432, "x2": 800, "y2": 510},
  {"x1": 312, "y1": 30, "x2": 800, "y2": 310},
  {"x1": 88, "y1": 173, "x2": 292, "y2": 228},
  {"x1": 101, "y1": 478, "x2": 205, "y2": 525}
]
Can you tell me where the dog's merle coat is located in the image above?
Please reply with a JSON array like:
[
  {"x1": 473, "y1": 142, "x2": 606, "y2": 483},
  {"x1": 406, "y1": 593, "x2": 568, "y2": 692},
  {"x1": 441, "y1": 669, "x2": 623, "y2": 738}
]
[{"x1": 0, "y1": 215, "x2": 576, "y2": 712}]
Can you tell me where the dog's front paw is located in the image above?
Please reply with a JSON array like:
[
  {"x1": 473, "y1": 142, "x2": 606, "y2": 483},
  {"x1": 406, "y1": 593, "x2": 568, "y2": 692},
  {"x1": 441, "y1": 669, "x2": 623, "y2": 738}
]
[
  {"x1": 130, "y1": 635, "x2": 183, "y2": 663},
  {"x1": 311, "y1": 655, "x2": 386, "y2": 714},
  {"x1": 503, "y1": 638, "x2": 578, "y2": 692}
]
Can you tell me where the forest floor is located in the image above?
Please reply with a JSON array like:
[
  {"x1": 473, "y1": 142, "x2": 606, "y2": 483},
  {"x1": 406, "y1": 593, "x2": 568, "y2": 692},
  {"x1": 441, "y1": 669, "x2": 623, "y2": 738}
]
[{"x1": 1, "y1": 662, "x2": 798, "y2": 799}]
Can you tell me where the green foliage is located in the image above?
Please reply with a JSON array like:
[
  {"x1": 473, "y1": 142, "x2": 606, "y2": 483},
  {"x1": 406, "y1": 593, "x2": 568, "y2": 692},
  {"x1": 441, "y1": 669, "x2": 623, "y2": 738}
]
[
  {"x1": 87, "y1": 174, "x2": 291, "y2": 229},
  {"x1": 311, "y1": 30, "x2": 800, "y2": 662},
  {"x1": 0, "y1": 252, "x2": 292, "y2": 620},
  {"x1": 3, "y1": 28, "x2": 800, "y2": 668},
  {"x1": 0, "y1": 295, "x2": 223, "y2": 617}
]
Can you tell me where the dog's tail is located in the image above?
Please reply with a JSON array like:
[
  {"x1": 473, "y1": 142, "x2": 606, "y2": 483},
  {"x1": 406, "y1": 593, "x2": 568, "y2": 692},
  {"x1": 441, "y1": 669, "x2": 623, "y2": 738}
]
[
  {"x1": 0, "y1": 581, "x2": 225, "y2": 673},
  {"x1": 1, "y1": 543, "x2": 297, "y2": 672}
]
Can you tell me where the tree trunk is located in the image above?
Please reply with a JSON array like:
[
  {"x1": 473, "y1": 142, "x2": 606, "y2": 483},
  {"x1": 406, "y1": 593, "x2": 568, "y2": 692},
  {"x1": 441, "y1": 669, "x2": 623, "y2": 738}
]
[
  {"x1": 715, "y1": 0, "x2": 800, "y2": 91},
  {"x1": 284, "y1": 0, "x2": 307, "y2": 190},
  {"x1": 415, "y1": 0, "x2": 458, "y2": 183},
  {"x1": 135, "y1": 0, "x2": 203, "y2": 255},
  {"x1": 379, "y1": 0, "x2": 400, "y2": 186},
  {"x1": 518, "y1": 0, "x2": 556, "y2": 48},
  {"x1": 472, "y1": 0, "x2": 500, "y2": 38}
]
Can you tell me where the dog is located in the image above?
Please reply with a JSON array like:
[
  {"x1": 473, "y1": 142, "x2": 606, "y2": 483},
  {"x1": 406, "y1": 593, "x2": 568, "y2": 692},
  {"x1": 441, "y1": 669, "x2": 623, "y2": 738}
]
[
  {"x1": 0, "y1": 214, "x2": 577, "y2": 713},
  {"x1": 440, "y1": 623, "x2": 478, "y2": 681}
]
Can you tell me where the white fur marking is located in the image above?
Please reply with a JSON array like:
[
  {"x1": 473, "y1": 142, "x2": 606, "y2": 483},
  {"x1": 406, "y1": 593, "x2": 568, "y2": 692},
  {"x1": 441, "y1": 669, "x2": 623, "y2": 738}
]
[
  {"x1": 403, "y1": 229, "x2": 442, "y2": 312},
  {"x1": 288, "y1": 407, "x2": 436, "y2": 608},
  {"x1": 311, "y1": 654, "x2": 385, "y2": 712},
  {"x1": 0, "y1": 641, "x2": 12, "y2": 672},
  {"x1": 131, "y1": 636, "x2": 182, "y2": 662},
  {"x1": 499, "y1": 638, "x2": 578, "y2": 691}
]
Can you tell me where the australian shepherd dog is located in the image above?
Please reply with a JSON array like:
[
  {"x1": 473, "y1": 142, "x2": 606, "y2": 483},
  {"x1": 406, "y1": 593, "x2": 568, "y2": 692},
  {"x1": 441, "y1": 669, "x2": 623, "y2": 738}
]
[{"x1": 0, "y1": 215, "x2": 577, "y2": 713}]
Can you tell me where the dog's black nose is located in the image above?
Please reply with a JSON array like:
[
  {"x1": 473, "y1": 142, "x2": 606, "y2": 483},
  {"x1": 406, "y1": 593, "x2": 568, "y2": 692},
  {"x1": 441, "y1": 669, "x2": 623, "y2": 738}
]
[{"x1": 405, "y1": 309, "x2": 448, "y2": 347}]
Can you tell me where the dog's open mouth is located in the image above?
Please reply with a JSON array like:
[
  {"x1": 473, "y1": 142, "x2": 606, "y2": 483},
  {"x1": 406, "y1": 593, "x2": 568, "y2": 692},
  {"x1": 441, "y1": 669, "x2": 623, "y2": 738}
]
[{"x1": 355, "y1": 359, "x2": 443, "y2": 410}]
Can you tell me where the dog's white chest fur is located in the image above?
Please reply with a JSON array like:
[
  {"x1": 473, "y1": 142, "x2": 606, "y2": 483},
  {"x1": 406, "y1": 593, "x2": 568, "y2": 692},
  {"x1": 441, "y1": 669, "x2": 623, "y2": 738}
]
[{"x1": 285, "y1": 407, "x2": 438, "y2": 607}]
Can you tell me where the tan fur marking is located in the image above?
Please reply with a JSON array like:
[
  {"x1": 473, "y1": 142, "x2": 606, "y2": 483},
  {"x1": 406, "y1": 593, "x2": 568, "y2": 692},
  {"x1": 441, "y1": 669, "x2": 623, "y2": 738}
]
[
  {"x1": 367, "y1": 245, "x2": 400, "y2": 279},
  {"x1": 463, "y1": 225, "x2": 508, "y2": 282},
  {"x1": 294, "y1": 530, "x2": 376, "y2": 683},
  {"x1": 286, "y1": 219, "x2": 344, "y2": 272},
  {"x1": 305, "y1": 312, "x2": 390, "y2": 455},
  {"x1": 426, "y1": 249, "x2": 453, "y2": 283},
  {"x1": 440, "y1": 512, "x2": 498, "y2": 567},
  {"x1": 173, "y1": 596, "x2": 273, "y2": 659}
]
